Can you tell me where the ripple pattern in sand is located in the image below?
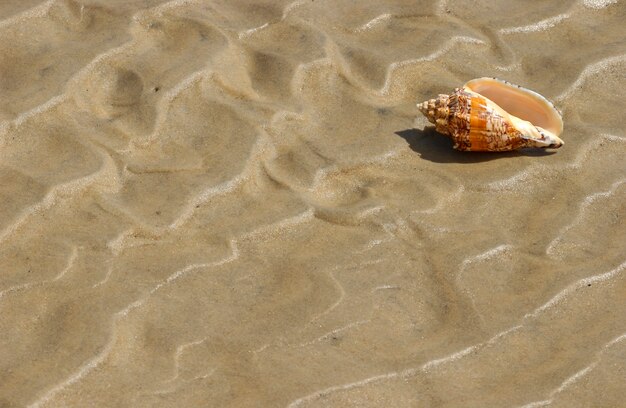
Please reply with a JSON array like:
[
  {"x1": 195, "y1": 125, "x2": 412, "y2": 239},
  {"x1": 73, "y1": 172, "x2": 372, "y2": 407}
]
[{"x1": 0, "y1": 0, "x2": 625, "y2": 407}]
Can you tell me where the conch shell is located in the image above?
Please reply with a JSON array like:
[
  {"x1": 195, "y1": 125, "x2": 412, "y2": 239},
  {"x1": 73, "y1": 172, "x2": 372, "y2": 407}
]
[{"x1": 417, "y1": 78, "x2": 564, "y2": 152}]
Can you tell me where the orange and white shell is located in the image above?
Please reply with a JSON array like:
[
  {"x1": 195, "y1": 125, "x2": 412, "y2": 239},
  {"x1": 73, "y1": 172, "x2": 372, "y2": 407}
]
[{"x1": 417, "y1": 78, "x2": 564, "y2": 152}]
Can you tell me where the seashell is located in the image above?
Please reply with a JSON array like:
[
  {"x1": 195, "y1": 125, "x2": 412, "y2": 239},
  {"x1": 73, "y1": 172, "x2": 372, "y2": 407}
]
[{"x1": 417, "y1": 77, "x2": 564, "y2": 152}]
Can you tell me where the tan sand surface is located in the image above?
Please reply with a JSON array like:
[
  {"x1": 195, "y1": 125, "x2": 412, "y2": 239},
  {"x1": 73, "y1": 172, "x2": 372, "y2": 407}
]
[{"x1": 0, "y1": 0, "x2": 625, "y2": 407}]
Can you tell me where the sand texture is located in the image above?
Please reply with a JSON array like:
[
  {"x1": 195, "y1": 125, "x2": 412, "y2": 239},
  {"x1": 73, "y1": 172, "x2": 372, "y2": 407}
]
[{"x1": 1, "y1": 0, "x2": 625, "y2": 407}]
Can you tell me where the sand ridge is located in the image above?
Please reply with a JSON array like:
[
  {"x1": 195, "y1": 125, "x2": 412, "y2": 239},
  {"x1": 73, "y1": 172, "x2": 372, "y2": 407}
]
[{"x1": 0, "y1": 0, "x2": 625, "y2": 407}]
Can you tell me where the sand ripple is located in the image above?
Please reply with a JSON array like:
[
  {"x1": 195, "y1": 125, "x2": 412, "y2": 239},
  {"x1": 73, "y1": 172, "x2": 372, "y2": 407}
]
[{"x1": 0, "y1": 0, "x2": 624, "y2": 407}]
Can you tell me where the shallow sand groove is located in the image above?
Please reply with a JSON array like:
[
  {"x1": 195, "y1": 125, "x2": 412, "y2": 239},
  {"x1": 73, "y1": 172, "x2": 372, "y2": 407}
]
[{"x1": 0, "y1": 0, "x2": 625, "y2": 407}]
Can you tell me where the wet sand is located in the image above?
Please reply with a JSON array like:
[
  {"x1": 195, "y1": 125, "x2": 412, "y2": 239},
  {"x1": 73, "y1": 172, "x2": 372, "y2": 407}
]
[{"x1": 0, "y1": 0, "x2": 625, "y2": 407}]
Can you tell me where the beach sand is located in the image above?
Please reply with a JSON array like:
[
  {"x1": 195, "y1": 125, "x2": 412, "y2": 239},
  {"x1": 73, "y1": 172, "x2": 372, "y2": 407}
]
[{"x1": 0, "y1": 0, "x2": 625, "y2": 406}]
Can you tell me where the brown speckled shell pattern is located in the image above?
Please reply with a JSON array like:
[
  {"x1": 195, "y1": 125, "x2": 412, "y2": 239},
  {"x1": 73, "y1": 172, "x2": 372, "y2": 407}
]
[{"x1": 419, "y1": 88, "x2": 531, "y2": 152}]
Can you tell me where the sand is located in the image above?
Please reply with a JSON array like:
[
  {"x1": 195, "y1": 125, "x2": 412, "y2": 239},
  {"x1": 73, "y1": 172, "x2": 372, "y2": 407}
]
[{"x1": 0, "y1": 0, "x2": 625, "y2": 407}]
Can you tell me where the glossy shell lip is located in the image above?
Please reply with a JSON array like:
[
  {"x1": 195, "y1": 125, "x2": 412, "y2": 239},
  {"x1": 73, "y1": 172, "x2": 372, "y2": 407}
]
[{"x1": 463, "y1": 77, "x2": 564, "y2": 140}]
